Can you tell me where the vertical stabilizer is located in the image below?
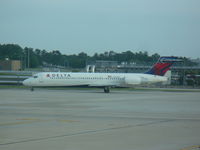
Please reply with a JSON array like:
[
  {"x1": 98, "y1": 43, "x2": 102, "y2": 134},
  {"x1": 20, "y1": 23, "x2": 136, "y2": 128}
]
[{"x1": 145, "y1": 56, "x2": 181, "y2": 76}]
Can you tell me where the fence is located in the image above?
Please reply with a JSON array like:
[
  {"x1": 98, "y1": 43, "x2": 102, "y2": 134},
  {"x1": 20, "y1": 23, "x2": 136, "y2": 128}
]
[{"x1": 0, "y1": 71, "x2": 35, "y2": 85}]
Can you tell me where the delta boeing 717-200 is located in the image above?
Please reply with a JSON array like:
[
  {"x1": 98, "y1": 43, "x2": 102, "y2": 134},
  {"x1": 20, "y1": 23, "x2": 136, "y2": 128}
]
[{"x1": 23, "y1": 56, "x2": 181, "y2": 93}]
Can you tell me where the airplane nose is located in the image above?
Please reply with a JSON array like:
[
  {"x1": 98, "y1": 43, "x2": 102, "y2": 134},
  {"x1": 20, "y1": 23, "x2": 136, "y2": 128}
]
[
  {"x1": 23, "y1": 79, "x2": 30, "y2": 86},
  {"x1": 22, "y1": 79, "x2": 27, "y2": 86}
]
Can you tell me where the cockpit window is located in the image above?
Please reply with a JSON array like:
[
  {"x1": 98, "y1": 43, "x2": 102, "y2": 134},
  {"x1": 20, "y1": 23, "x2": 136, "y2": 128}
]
[{"x1": 33, "y1": 76, "x2": 38, "y2": 78}]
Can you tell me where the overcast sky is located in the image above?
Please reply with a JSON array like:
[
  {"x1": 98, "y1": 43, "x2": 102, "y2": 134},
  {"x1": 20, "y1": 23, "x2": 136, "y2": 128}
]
[{"x1": 0, "y1": 0, "x2": 200, "y2": 58}]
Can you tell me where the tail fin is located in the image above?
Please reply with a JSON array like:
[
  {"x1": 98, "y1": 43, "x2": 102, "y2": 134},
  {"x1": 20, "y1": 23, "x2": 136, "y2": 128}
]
[{"x1": 145, "y1": 56, "x2": 181, "y2": 76}]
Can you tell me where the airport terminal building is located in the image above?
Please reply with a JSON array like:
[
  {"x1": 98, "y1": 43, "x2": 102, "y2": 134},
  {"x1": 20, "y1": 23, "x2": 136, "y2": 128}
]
[{"x1": 0, "y1": 60, "x2": 22, "y2": 71}]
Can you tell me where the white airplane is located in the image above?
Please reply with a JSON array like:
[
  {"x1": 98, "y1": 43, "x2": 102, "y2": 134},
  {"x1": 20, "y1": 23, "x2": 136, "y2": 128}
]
[{"x1": 23, "y1": 56, "x2": 180, "y2": 93}]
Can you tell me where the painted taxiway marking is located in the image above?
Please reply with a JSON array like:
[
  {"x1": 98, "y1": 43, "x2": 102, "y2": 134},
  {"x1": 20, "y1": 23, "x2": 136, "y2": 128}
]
[
  {"x1": 0, "y1": 119, "x2": 173, "y2": 146},
  {"x1": 0, "y1": 118, "x2": 42, "y2": 126},
  {"x1": 57, "y1": 120, "x2": 80, "y2": 123},
  {"x1": 16, "y1": 118, "x2": 41, "y2": 121},
  {"x1": 181, "y1": 145, "x2": 200, "y2": 150},
  {"x1": 0, "y1": 118, "x2": 79, "y2": 126}
]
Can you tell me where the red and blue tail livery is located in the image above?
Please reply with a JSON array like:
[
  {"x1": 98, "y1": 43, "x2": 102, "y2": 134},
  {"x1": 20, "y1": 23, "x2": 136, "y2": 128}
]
[{"x1": 145, "y1": 56, "x2": 181, "y2": 76}]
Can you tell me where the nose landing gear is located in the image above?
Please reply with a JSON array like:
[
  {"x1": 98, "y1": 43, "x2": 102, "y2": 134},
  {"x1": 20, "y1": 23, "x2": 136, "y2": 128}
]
[{"x1": 104, "y1": 87, "x2": 110, "y2": 93}]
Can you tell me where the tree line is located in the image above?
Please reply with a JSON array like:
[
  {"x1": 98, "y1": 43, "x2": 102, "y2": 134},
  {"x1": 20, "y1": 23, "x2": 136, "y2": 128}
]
[{"x1": 0, "y1": 43, "x2": 197, "y2": 69}]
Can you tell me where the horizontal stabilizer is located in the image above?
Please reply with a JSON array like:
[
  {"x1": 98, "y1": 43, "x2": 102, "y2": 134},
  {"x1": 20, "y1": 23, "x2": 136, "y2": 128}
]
[{"x1": 158, "y1": 56, "x2": 182, "y2": 63}]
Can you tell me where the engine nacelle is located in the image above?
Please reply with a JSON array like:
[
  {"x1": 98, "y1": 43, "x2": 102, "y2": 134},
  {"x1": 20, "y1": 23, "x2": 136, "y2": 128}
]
[{"x1": 125, "y1": 76, "x2": 141, "y2": 85}]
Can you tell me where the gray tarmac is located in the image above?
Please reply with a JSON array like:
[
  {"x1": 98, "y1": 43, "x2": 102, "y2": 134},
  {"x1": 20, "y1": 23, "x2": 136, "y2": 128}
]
[{"x1": 0, "y1": 88, "x2": 200, "y2": 150}]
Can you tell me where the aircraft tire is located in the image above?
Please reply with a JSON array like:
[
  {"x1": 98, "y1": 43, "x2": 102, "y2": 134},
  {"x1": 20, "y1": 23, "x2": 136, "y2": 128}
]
[
  {"x1": 104, "y1": 87, "x2": 110, "y2": 93},
  {"x1": 31, "y1": 87, "x2": 34, "y2": 91}
]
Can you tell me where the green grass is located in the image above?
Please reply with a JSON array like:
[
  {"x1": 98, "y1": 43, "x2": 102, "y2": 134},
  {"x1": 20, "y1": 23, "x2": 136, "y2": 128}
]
[
  {"x1": 0, "y1": 85, "x2": 28, "y2": 89},
  {"x1": 0, "y1": 71, "x2": 19, "y2": 75},
  {"x1": 124, "y1": 87, "x2": 200, "y2": 92},
  {"x1": 0, "y1": 73, "x2": 32, "y2": 76}
]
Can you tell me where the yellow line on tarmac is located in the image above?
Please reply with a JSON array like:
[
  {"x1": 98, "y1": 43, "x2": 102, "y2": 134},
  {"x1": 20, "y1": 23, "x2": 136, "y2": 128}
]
[
  {"x1": 16, "y1": 118, "x2": 41, "y2": 121},
  {"x1": 0, "y1": 120, "x2": 40, "y2": 126},
  {"x1": 181, "y1": 145, "x2": 200, "y2": 150},
  {"x1": 57, "y1": 120, "x2": 79, "y2": 123},
  {"x1": 0, "y1": 118, "x2": 79, "y2": 126},
  {"x1": 0, "y1": 118, "x2": 44, "y2": 126}
]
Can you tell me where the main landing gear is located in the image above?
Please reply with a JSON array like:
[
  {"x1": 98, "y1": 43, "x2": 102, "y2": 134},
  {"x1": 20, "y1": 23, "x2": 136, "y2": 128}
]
[
  {"x1": 30, "y1": 87, "x2": 34, "y2": 91},
  {"x1": 104, "y1": 87, "x2": 110, "y2": 93}
]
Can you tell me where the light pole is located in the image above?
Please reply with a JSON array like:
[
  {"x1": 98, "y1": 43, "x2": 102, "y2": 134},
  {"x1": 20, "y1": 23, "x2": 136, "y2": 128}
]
[{"x1": 27, "y1": 49, "x2": 30, "y2": 68}]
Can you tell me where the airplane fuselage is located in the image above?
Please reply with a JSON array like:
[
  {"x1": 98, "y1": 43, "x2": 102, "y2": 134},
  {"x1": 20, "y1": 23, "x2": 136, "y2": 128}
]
[
  {"x1": 23, "y1": 72, "x2": 167, "y2": 88},
  {"x1": 23, "y1": 56, "x2": 180, "y2": 92}
]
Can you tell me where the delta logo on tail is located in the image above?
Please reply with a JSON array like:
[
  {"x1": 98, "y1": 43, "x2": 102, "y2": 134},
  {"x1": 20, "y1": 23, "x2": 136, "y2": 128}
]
[{"x1": 145, "y1": 56, "x2": 182, "y2": 76}]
